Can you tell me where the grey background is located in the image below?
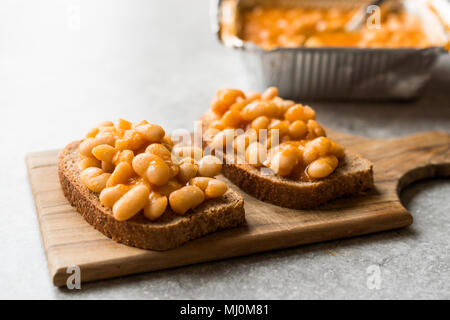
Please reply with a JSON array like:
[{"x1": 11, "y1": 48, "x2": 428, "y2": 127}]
[{"x1": 0, "y1": 0, "x2": 449, "y2": 299}]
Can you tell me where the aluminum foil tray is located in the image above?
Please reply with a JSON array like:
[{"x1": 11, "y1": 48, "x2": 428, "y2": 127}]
[{"x1": 212, "y1": 0, "x2": 449, "y2": 101}]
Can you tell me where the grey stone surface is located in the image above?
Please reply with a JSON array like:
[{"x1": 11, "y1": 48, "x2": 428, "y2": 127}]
[{"x1": 0, "y1": 0, "x2": 448, "y2": 299}]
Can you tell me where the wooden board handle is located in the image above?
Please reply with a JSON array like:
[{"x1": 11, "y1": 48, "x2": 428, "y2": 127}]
[
  {"x1": 389, "y1": 131, "x2": 450, "y2": 192},
  {"x1": 341, "y1": 131, "x2": 450, "y2": 193}
]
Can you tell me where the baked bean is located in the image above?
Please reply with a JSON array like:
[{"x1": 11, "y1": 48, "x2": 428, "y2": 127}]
[
  {"x1": 246, "y1": 128, "x2": 259, "y2": 141},
  {"x1": 272, "y1": 97, "x2": 287, "y2": 117},
  {"x1": 99, "y1": 184, "x2": 131, "y2": 208},
  {"x1": 233, "y1": 132, "x2": 257, "y2": 154},
  {"x1": 307, "y1": 155, "x2": 338, "y2": 179},
  {"x1": 302, "y1": 146, "x2": 319, "y2": 165},
  {"x1": 269, "y1": 145, "x2": 300, "y2": 176},
  {"x1": 266, "y1": 143, "x2": 280, "y2": 161},
  {"x1": 162, "y1": 135, "x2": 174, "y2": 149},
  {"x1": 204, "y1": 179, "x2": 228, "y2": 198},
  {"x1": 189, "y1": 177, "x2": 227, "y2": 198},
  {"x1": 284, "y1": 104, "x2": 306, "y2": 122},
  {"x1": 172, "y1": 145, "x2": 204, "y2": 161},
  {"x1": 122, "y1": 132, "x2": 142, "y2": 150},
  {"x1": 132, "y1": 176, "x2": 151, "y2": 189},
  {"x1": 209, "y1": 129, "x2": 235, "y2": 151},
  {"x1": 279, "y1": 99, "x2": 295, "y2": 114},
  {"x1": 131, "y1": 120, "x2": 149, "y2": 129},
  {"x1": 146, "y1": 143, "x2": 172, "y2": 161},
  {"x1": 268, "y1": 119, "x2": 290, "y2": 137},
  {"x1": 156, "y1": 179, "x2": 183, "y2": 196},
  {"x1": 86, "y1": 127, "x2": 99, "y2": 138},
  {"x1": 296, "y1": 144, "x2": 305, "y2": 160},
  {"x1": 306, "y1": 120, "x2": 326, "y2": 140},
  {"x1": 179, "y1": 157, "x2": 198, "y2": 165},
  {"x1": 189, "y1": 177, "x2": 211, "y2": 190},
  {"x1": 144, "y1": 192, "x2": 168, "y2": 220},
  {"x1": 330, "y1": 141, "x2": 345, "y2": 159},
  {"x1": 135, "y1": 124, "x2": 165, "y2": 143},
  {"x1": 80, "y1": 167, "x2": 111, "y2": 192},
  {"x1": 133, "y1": 152, "x2": 173, "y2": 179},
  {"x1": 221, "y1": 110, "x2": 243, "y2": 128},
  {"x1": 106, "y1": 162, "x2": 133, "y2": 187},
  {"x1": 246, "y1": 142, "x2": 267, "y2": 166},
  {"x1": 113, "y1": 185, "x2": 150, "y2": 221},
  {"x1": 96, "y1": 134, "x2": 116, "y2": 145},
  {"x1": 169, "y1": 185, "x2": 205, "y2": 215},
  {"x1": 92, "y1": 144, "x2": 117, "y2": 163},
  {"x1": 245, "y1": 91, "x2": 262, "y2": 102},
  {"x1": 229, "y1": 99, "x2": 249, "y2": 112},
  {"x1": 289, "y1": 120, "x2": 307, "y2": 139},
  {"x1": 262, "y1": 86, "x2": 278, "y2": 100},
  {"x1": 303, "y1": 137, "x2": 332, "y2": 164},
  {"x1": 177, "y1": 161, "x2": 199, "y2": 183},
  {"x1": 241, "y1": 101, "x2": 278, "y2": 121},
  {"x1": 115, "y1": 139, "x2": 129, "y2": 151},
  {"x1": 303, "y1": 106, "x2": 316, "y2": 120},
  {"x1": 132, "y1": 153, "x2": 152, "y2": 176},
  {"x1": 264, "y1": 131, "x2": 281, "y2": 149},
  {"x1": 209, "y1": 120, "x2": 224, "y2": 130},
  {"x1": 117, "y1": 118, "x2": 132, "y2": 130},
  {"x1": 115, "y1": 128, "x2": 125, "y2": 139},
  {"x1": 251, "y1": 116, "x2": 270, "y2": 131},
  {"x1": 281, "y1": 135, "x2": 291, "y2": 143},
  {"x1": 146, "y1": 156, "x2": 171, "y2": 186},
  {"x1": 168, "y1": 162, "x2": 179, "y2": 179},
  {"x1": 97, "y1": 126, "x2": 116, "y2": 136},
  {"x1": 97, "y1": 120, "x2": 114, "y2": 128},
  {"x1": 233, "y1": 134, "x2": 246, "y2": 154},
  {"x1": 145, "y1": 143, "x2": 178, "y2": 177},
  {"x1": 101, "y1": 160, "x2": 115, "y2": 173},
  {"x1": 78, "y1": 157, "x2": 101, "y2": 170},
  {"x1": 124, "y1": 129, "x2": 146, "y2": 150},
  {"x1": 79, "y1": 135, "x2": 115, "y2": 158},
  {"x1": 198, "y1": 155, "x2": 222, "y2": 177},
  {"x1": 211, "y1": 88, "x2": 245, "y2": 115},
  {"x1": 94, "y1": 132, "x2": 116, "y2": 147},
  {"x1": 113, "y1": 150, "x2": 134, "y2": 165}
]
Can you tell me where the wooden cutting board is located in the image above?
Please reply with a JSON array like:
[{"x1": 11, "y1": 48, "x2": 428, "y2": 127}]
[{"x1": 26, "y1": 130, "x2": 450, "y2": 286}]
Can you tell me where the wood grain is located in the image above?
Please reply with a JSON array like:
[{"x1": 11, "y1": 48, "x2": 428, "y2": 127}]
[{"x1": 26, "y1": 130, "x2": 450, "y2": 286}]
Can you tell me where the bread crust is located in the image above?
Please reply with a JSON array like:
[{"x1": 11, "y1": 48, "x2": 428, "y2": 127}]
[
  {"x1": 58, "y1": 141, "x2": 245, "y2": 250},
  {"x1": 221, "y1": 152, "x2": 374, "y2": 209}
]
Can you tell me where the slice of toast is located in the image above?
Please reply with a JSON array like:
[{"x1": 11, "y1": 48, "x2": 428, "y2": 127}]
[
  {"x1": 58, "y1": 141, "x2": 245, "y2": 251},
  {"x1": 221, "y1": 152, "x2": 374, "y2": 209}
]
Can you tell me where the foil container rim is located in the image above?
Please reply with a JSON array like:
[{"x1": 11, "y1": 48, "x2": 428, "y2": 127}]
[
  {"x1": 226, "y1": 41, "x2": 447, "y2": 54},
  {"x1": 212, "y1": 0, "x2": 449, "y2": 54}
]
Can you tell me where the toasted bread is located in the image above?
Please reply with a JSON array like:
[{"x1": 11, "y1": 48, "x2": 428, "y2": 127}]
[
  {"x1": 58, "y1": 141, "x2": 245, "y2": 250},
  {"x1": 221, "y1": 152, "x2": 373, "y2": 209}
]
